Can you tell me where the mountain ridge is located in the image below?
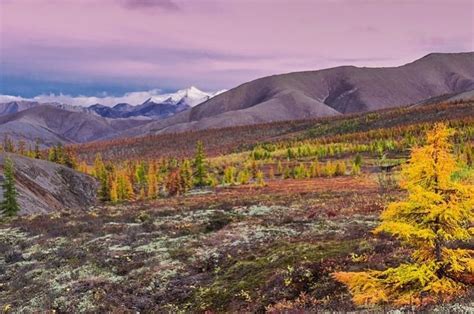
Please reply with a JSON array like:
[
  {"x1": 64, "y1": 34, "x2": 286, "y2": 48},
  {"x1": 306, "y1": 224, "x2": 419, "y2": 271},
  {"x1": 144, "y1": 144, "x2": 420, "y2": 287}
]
[
  {"x1": 0, "y1": 105, "x2": 150, "y2": 146},
  {"x1": 115, "y1": 52, "x2": 474, "y2": 137},
  {"x1": 0, "y1": 52, "x2": 473, "y2": 146}
]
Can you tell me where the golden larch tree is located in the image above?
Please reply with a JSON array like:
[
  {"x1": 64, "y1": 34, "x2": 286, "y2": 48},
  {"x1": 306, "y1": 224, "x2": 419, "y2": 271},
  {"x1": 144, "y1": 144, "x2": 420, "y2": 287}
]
[
  {"x1": 115, "y1": 170, "x2": 134, "y2": 201},
  {"x1": 147, "y1": 162, "x2": 158, "y2": 199},
  {"x1": 334, "y1": 123, "x2": 473, "y2": 307}
]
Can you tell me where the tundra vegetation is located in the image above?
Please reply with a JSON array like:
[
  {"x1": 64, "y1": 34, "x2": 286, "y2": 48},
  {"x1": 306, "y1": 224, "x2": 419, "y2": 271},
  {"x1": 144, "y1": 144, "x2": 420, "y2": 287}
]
[{"x1": 0, "y1": 100, "x2": 473, "y2": 312}]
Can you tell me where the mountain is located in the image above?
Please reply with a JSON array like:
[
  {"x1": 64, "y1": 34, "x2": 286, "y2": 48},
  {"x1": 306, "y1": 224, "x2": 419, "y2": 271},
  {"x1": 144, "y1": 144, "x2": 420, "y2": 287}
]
[
  {"x1": 87, "y1": 86, "x2": 224, "y2": 119},
  {"x1": 124, "y1": 98, "x2": 190, "y2": 118},
  {"x1": 86, "y1": 104, "x2": 120, "y2": 118},
  {"x1": 86, "y1": 99, "x2": 188, "y2": 119},
  {"x1": 117, "y1": 52, "x2": 474, "y2": 137},
  {"x1": 1, "y1": 54, "x2": 472, "y2": 145},
  {"x1": 416, "y1": 89, "x2": 474, "y2": 106},
  {"x1": 0, "y1": 87, "x2": 225, "y2": 120},
  {"x1": 0, "y1": 105, "x2": 150, "y2": 146},
  {"x1": 0, "y1": 101, "x2": 40, "y2": 115},
  {"x1": 0, "y1": 153, "x2": 97, "y2": 214},
  {"x1": 0, "y1": 100, "x2": 89, "y2": 116},
  {"x1": 113, "y1": 103, "x2": 135, "y2": 112},
  {"x1": 141, "y1": 86, "x2": 225, "y2": 108},
  {"x1": 0, "y1": 87, "x2": 225, "y2": 147}
]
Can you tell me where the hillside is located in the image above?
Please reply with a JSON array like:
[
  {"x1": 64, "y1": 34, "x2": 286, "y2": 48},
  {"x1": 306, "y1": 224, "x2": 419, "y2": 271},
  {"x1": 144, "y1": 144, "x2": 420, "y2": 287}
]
[
  {"x1": 1, "y1": 53, "x2": 472, "y2": 146},
  {"x1": 118, "y1": 52, "x2": 474, "y2": 137},
  {"x1": 0, "y1": 105, "x2": 150, "y2": 146},
  {"x1": 73, "y1": 99, "x2": 474, "y2": 163},
  {"x1": 0, "y1": 153, "x2": 97, "y2": 214}
]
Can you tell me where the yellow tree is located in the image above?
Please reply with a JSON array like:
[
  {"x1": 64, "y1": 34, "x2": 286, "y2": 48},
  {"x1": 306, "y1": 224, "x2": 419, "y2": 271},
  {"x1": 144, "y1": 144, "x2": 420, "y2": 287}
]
[
  {"x1": 180, "y1": 159, "x2": 194, "y2": 192},
  {"x1": 334, "y1": 123, "x2": 473, "y2": 307},
  {"x1": 78, "y1": 161, "x2": 90, "y2": 175},
  {"x1": 147, "y1": 162, "x2": 158, "y2": 199},
  {"x1": 110, "y1": 178, "x2": 118, "y2": 203},
  {"x1": 254, "y1": 170, "x2": 266, "y2": 187},
  {"x1": 116, "y1": 170, "x2": 134, "y2": 201}
]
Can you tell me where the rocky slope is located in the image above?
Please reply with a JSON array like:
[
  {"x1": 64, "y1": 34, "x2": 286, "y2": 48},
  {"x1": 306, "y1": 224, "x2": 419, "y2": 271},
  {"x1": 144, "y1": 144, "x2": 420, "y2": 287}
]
[{"x1": 0, "y1": 153, "x2": 97, "y2": 214}]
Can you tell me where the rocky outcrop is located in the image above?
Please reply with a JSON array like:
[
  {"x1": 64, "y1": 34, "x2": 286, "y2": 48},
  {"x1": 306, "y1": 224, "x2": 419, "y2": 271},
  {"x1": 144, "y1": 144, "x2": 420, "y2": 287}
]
[{"x1": 0, "y1": 153, "x2": 98, "y2": 215}]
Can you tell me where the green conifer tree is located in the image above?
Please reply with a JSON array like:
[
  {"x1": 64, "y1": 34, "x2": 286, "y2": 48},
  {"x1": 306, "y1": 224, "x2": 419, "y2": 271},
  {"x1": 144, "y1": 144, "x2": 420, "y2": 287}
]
[
  {"x1": 94, "y1": 154, "x2": 110, "y2": 201},
  {"x1": 194, "y1": 141, "x2": 207, "y2": 186},
  {"x1": 180, "y1": 159, "x2": 194, "y2": 192},
  {"x1": 1, "y1": 157, "x2": 20, "y2": 216}
]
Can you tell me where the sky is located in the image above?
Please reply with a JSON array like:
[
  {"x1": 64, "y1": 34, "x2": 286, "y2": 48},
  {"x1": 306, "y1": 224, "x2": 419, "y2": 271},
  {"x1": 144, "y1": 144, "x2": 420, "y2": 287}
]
[{"x1": 0, "y1": 0, "x2": 473, "y2": 105}]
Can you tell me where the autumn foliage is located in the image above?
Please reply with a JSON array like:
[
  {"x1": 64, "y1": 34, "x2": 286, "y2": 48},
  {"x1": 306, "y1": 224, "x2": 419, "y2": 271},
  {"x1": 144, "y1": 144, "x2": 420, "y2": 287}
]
[{"x1": 334, "y1": 123, "x2": 474, "y2": 307}]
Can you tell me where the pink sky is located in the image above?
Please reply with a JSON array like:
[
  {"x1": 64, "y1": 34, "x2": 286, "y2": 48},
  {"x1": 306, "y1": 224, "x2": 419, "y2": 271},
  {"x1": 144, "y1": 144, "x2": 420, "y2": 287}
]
[{"x1": 0, "y1": 0, "x2": 473, "y2": 95}]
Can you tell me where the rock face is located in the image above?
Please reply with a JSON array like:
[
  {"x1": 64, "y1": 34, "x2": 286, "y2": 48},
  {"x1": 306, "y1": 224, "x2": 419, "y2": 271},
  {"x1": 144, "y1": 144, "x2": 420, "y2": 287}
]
[{"x1": 0, "y1": 153, "x2": 98, "y2": 215}]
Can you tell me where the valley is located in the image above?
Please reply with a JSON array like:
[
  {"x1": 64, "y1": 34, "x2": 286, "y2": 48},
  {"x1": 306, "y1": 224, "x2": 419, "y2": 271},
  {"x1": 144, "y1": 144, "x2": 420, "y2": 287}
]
[{"x1": 1, "y1": 96, "x2": 473, "y2": 312}]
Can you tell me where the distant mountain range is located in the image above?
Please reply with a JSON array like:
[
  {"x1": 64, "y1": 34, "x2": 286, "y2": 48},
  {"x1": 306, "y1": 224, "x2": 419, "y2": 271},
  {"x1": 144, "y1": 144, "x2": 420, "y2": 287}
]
[
  {"x1": 0, "y1": 52, "x2": 473, "y2": 146},
  {"x1": 0, "y1": 105, "x2": 151, "y2": 146},
  {"x1": 87, "y1": 86, "x2": 225, "y2": 119},
  {"x1": 0, "y1": 87, "x2": 224, "y2": 146},
  {"x1": 0, "y1": 87, "x2": 224, "y2": 120}
]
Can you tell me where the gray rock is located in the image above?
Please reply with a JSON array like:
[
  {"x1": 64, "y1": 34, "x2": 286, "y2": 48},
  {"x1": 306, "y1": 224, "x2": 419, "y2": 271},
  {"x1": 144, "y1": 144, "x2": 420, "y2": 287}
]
[{"x1": 0, "y1": 153, "x2": 98, "y2": 215}]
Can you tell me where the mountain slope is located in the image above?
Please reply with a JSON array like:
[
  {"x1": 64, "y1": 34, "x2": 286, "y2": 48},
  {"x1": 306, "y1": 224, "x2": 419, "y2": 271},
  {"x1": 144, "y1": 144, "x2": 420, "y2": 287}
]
[
  {"x1": 0, "y1": 153, "x2": 97, "y2": 214},
  {"x1": 0, "y1": 101, "x2": 39, "y2": 115},
  {"x1": 0, "y1": 105, "x2": 150, "y2": 146},
  {"x1": 118, "y1": 52, "x2": 474, "y2": 137}
]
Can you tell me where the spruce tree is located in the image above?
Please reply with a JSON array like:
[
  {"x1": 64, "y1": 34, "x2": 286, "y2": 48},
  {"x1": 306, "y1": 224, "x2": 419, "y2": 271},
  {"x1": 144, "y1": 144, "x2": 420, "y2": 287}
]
[
  {"x1": 135, "y1": 161, "x2": 147, "y2": 191},
  {"x1": 334, "y1": 123, "x2": 474, "y2": 307},
  {"x1": 94, "y1": 154, "x2": 110, "y2": 201},
  {"x1": 1, "y1": 157, "x2": 20, "y2": 216}
]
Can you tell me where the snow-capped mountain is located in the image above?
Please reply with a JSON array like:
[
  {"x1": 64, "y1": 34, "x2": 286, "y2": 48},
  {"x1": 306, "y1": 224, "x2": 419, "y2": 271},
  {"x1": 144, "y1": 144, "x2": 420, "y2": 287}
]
[
  {"x1": 86, "y1": 86, "x2": 226, "y2": 119},
  {"x1": 146, "y1": 86, "x2": 226, "y2": 107},
  {"x1": 0, "y1": 86, "x2": 225, "y2": 111},
  {"x1": 0, "y1": 86, "x2": 226, "y2": 120}
]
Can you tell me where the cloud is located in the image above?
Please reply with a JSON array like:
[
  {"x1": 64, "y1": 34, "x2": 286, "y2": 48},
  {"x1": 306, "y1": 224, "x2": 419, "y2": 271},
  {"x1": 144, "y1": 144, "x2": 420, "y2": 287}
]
[
  {"x1": 1, "y1": 0, "x2": 472, "y2": 96},
  {"x1": 119, "y1": 0, "x2": 179, "y2": 11},
  {"x1": 1, "y1": 89, "x2": 165, "y2": 107}
]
